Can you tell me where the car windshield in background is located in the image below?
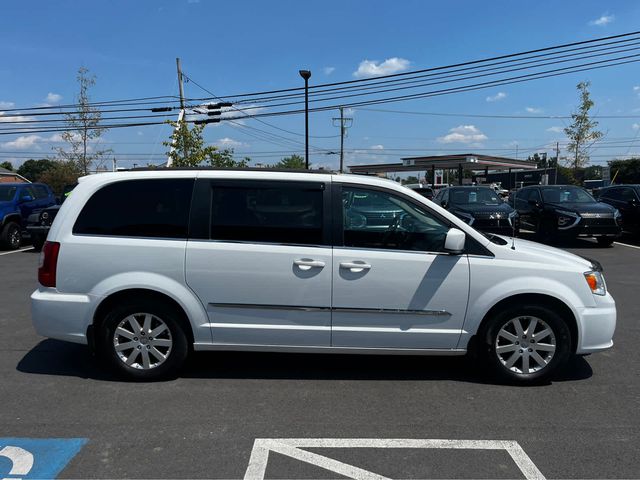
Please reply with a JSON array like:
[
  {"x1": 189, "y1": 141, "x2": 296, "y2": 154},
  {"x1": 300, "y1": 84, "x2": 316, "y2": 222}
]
[
  {"x1": 0, "y1": 185, "x2": 17, "y2": 201},
  {"x1": 449, "y1": 188, "x2": 501, "y2": 206},
  {"x1": 541, "y1": 186, "x2": 595, "y2": 204}
]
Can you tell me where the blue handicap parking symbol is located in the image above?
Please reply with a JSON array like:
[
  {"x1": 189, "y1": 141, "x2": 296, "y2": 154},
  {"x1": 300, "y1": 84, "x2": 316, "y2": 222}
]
[{"x1": 0, "y1": 438, "x2": 87, "y2": 479}]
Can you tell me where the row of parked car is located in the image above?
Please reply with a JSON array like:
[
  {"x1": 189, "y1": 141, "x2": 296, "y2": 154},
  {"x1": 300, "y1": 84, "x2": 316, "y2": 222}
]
[{"x1": 407, "y1": 183, "x2": 639, "y2": 247}]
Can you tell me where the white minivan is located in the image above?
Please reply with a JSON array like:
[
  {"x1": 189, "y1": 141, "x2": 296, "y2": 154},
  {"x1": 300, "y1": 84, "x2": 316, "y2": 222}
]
[{"x1": 31, "y1": 170, "x2": 616, "y2": 383}]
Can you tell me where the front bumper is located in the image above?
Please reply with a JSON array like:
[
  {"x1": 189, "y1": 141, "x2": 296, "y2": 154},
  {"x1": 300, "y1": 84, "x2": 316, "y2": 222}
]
[
  {"x1": 31, "y1": 288, "x2": 95, "y2": 345},
  {"x1": 575, "y1": 293, "x2": 616, "y2": 354}
]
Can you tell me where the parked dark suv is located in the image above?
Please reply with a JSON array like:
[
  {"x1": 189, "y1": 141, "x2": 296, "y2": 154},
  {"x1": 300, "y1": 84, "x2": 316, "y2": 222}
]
[
  {"x1": 595, "y1": 184, "x2": 640, "y2": 234},
  {"x1": 512, "y1": 185, "x2": 622, "y2": 246},
  {"x1": 0, "y1": 183, "x2": 56, "y2": 249},
  {"x1": 26, "y1": 183, "x2": 77, "y2": 251},
  {"x1": 433, "y1": 186, "x2": 519, "y2": 235}
]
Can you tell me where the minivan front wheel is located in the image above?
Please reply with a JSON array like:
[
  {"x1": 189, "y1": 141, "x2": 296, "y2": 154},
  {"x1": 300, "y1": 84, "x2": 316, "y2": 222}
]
[
  {"x1": 485, "y1": 305, "x2": 571, "y2": 384},
  {"x1": 99, "y1": 300, "x2": 189, "y2": 380}
]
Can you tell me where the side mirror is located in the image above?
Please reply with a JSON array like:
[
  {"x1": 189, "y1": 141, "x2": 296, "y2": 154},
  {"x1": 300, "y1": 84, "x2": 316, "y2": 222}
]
[
  {"x1": 20, "y1": 195, "x2": 34, "y2": 203},
  {"x1": 528, "y1": 198, "x2": 540, "y2": 208},
  {"x1": 444, "y1": 228, "x2": 465, "y2": 254},
  {"x1": 441, "y1": 201, "x2": 448, "y2": 209}
]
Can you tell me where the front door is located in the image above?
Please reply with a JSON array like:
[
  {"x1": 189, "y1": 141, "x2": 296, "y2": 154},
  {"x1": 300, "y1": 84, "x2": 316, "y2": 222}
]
[
  {"x1": 332, "y1": 185, "x2": 470, "y2": 350},
  {"x1": 185, "y1": 178, "x2": 333, "y2": 347}
]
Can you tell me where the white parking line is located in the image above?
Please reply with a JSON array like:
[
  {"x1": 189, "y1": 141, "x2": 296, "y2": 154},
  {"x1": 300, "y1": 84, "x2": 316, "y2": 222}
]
[
  {"x1": 0, "y1": 247, "x2": 34, "y2": 256},
  {"x1": 614, "y1": 241, "x2": 640, "y2": 250},
  {"x1": 244, "y1": 438, "x2": 545, "y2": 480}
]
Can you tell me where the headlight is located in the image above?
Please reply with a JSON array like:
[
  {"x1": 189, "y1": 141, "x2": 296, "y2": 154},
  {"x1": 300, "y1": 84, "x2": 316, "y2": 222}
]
[
  {"x1": 455, "y1": 211, "x2": 474, "y2": 225},
  {"x1": 584, "y1": 270, "x2": 606, "y2": 296},
  {"x1": 557, "y1": 209, "x2": 579, "y2": 228}
]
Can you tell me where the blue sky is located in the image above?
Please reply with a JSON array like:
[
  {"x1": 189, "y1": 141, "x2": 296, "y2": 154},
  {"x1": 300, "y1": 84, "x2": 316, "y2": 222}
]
[{"x1": 1, "y1": 0, "x2": 640, "y2": 171}]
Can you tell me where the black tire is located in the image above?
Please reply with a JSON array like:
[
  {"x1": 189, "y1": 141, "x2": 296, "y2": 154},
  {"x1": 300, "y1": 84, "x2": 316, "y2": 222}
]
[
  {"x1": 482, "y1": 304, "x2": 571, "y2": 385},
  {"x1": 0, "y1": 222, "x2": 22, "y2": 250},
  {"x1": 596, "y1": 237, "x2": 615, "y2": 247},
  {"x1": 97, "y1": 299, "x2": 190, "y2": 381},
  {"x1": 31, "y1": 234, "x2": 45, "y2": 252}
]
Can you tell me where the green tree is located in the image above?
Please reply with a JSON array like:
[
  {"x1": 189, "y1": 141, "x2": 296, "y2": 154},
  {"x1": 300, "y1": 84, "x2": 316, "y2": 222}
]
[
  {"x1": 564, "y1": 81, "x2": 603, "y2": 172},
  {"x1": 163, "y1": 120, "x2": 248, "y2": 168},
  {"x1": 274, "y1": 154, "x2": 305, "y2": 169},
  {"x1": 37, "y1": 161, "x2": 81, "y2": 195},
  {"x1": 608, "y1": 158, "x2": 640, "y2": 183},
  {"x1": 55, "y1": 67, "x2": 112, "y2": 175},
  {"x1": 16, "y1": 159, "x2": 56, "y2": 181},
  {"x1": 0, "y1": 161, "x2": 14, "y2": 171}
]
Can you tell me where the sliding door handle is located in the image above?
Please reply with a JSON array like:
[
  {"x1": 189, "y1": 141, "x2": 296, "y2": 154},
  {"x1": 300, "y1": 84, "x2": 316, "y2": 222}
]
[
  {"x1": 340, "y1": 261, "x2": 371, "y2": 273},
  {"x1": 294, "y1": 259, "x2": 326, "y2": 270}
]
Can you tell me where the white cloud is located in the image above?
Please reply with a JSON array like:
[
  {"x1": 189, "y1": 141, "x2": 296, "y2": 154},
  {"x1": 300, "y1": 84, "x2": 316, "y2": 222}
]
[
  {"x1": 370, "y1": 144, "x2": 384, "y2": 150},
  {"x1": 486, "y1": 92, "x2": 507, "y2": 102},
  {"x1": 0, "y1": 112, "x2": 33, "y2": 123},
  {"x1": 526, "y1": 107, "x2": 543, "y2": 113},
  {"x1": 0, "y1": 101, "x2": 14, "y2": 109},
  {"x1": 323, "y1": 66, "x2": 335, "y2": 75},
  {"x1": 137, "y1": 131, "x2": 144, "y2": 136},
  {"x1": 2, "y1": 135, "x2": 43, "y2": 150},
  {"x1": 437, "y1": 125, "x2": 488, "y2": 144},
  {"x1": 632, "y1": 123, "x2": 640, "y2": 130},
  {"x1": 216, "y1": 137, "x2": 244, "y2": 148},
  {"x1": 634, "y1": 86, "x2": 640, "y2": 91},
  {"x1": 589, "y1": 14, "x2": 614, "y2": 26},
  {"x1": 45, "y1": 92, "x2": 62, "y2": 103},
  {"x1": 353, "y1": 57, "x2": 410, "y2": 78},
  {"x1": 547, "y1": 126, "x2": 564, "y2": 133}
]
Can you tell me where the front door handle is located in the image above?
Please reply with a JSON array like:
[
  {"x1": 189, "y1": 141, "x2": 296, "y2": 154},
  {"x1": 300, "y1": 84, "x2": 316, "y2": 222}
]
[
  {"x1": 340, "y1": 261, "x2": 372, "y2": 273},
  {"x1": 294, "y1": 259, "x2": 326, "y2": 271}
]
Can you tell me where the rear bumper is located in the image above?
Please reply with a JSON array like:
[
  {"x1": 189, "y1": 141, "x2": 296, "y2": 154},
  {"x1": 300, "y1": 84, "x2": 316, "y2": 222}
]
[
  {"x1": 31, "y1": 288, "x2": 95, "y2": 345},
  {"x1": 575, "y1": 294, "x2": 616, "y2": 354}
]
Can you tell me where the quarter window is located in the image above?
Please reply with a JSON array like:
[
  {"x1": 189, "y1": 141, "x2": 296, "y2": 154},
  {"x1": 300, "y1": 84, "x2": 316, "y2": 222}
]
[
  {"x1": 341, "y1": 187, "x2": 449, "y2": 252},
  {"x1": 208, "y1": 183, "x2": 325, "y2": 245},
  {"x1": 73, "y1": 179, "x2": 194, "y2": 238}
]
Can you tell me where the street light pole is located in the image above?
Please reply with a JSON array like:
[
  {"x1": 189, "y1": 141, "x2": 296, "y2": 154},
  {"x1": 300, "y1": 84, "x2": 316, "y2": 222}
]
[{"x1": 299, "y1": 69, "x2": 311, "y2": 169}]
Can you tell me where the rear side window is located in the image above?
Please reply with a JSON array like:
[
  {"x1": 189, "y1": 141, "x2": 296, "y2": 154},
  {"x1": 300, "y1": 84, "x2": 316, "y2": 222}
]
[
  {"x1": 73, "y1": 179, "x2": 194, "y2": 238},
  {"x1": 196, "y1": 181, "x2": 325, "y2": 245}
]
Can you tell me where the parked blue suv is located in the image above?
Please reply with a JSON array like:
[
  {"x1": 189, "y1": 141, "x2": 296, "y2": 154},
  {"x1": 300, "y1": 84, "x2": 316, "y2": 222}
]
[{"x1": 0, "y1": 183, "x2": 56, "y2": 249}]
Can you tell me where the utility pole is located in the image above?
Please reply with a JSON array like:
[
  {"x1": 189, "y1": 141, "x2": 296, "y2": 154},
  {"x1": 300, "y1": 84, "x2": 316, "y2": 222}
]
[
  {"x1": 176, "y1": 57, "x2": 188, "y2": 164},
  {"x1": 332, "y1": 107, "x2": 353, "y2": 173}
]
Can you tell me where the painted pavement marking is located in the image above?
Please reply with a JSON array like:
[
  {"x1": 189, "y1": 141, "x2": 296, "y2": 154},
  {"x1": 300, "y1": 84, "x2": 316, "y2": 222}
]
[
  {"x1": 0, "y1": 438, "x2": 87, "y2": 479},
  {"x1": 244, "y1": 438, "x2": 545, "y2": 480}
]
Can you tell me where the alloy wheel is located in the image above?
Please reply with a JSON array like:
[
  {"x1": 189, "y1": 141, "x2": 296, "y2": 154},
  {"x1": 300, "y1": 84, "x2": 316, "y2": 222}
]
[
  {"x1": 495, "y1": 316, "x2": 556, "y2": 375},
  {"x1": 113, "y1": 313, "x2": 173, "y2": 370}
]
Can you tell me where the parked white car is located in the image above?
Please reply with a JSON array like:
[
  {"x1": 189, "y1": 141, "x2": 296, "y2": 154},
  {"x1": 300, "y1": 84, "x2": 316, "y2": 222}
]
[{"x1": 31, "y1": 170, "x2": 616, "y2": 383}]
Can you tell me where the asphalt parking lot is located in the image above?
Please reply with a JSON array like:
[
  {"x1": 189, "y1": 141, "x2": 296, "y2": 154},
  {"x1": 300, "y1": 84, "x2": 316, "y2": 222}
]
[{"x1": 1, "y1": 236, "x2": 639, "y2": 479}]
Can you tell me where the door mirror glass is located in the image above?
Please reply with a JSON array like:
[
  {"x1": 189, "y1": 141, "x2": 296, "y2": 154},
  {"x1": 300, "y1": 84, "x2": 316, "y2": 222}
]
[
  {"x1": 20, "y1": 194, "x2": 34, "y2": 203},
  {"x1": 528, "y1": 198, "x2": 539, "y2": 208},
  {"x1": 444, "y1": 228, "x2": 465, "y2": 254}
]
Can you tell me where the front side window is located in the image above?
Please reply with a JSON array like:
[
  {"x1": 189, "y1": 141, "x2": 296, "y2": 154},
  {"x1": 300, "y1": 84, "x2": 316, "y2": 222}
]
[
  {"x1": 209, "y1": 183, "x2": 324, "y2": 245},
  {"x1": 0, "y1": 185, "x2": 17, "y2": 202},
  {"x1": 342, "y1": 187, "x2": 449, "y2": 252},
  {"x1": 73, "y1": 179, "x2": 194, "y2": 238}
]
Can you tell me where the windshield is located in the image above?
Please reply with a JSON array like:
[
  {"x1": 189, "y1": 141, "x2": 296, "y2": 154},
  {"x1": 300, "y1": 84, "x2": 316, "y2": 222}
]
[
  {"x1": 541, "y1": 186, "x2": 595, "y2": 204},
  {"x1": 0, "y1": 185, "x2": 17, "y2": 202},
  {"x1": 449, "y1": 188, "x2": 501, "y2": 206}
]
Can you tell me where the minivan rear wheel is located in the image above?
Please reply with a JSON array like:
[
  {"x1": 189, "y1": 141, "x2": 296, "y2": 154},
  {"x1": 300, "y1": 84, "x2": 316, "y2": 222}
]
[
  {"x1": 484, "y1": 305, "x2": 571, "y2": 384},
  {"x1": 98, "y1": 300, "x2": 189, "y2": 381}
]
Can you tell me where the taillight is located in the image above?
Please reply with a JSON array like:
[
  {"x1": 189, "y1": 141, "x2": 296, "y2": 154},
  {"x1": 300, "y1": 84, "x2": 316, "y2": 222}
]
[{"x1": 38, "y1": 241, "x2": 60, "y2": 287}]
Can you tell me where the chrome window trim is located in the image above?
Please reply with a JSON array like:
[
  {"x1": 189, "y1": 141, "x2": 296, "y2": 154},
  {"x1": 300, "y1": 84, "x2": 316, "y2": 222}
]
[{"x1": 210, "y1": 302, "x2": 451, "y2": 316}]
